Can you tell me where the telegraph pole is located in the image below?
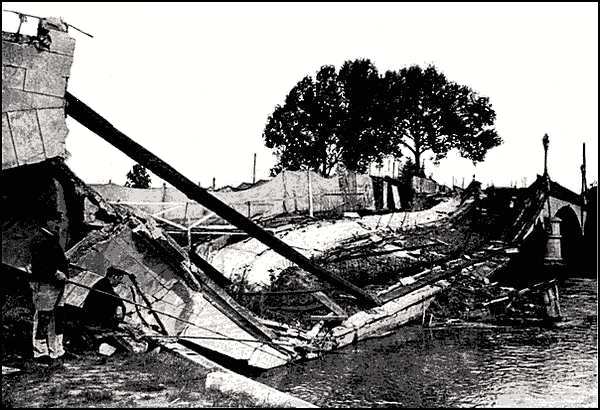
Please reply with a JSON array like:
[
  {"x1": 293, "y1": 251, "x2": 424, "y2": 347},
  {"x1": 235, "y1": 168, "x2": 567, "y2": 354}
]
[
  {"x1": 581, "y1": 142, "x2": 587, "y2": 224},
  {"x1": 307, "y1": 169, "x2": 314, "y2": 218},
  {"x1": 252, "y1": 153, "x2": 257, "y2": 184}
]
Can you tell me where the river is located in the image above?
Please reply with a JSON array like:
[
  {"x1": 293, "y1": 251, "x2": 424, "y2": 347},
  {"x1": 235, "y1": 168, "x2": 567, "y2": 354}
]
[{"x1": 258, "y1": 278, "x2": 598, "y2": 407}]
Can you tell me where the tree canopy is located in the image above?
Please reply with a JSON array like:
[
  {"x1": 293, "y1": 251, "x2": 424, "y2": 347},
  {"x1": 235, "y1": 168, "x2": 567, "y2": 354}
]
[
  {"x1": 125, "y1": 164, "x2": 151, "y2": 189},
  {"x1": 264, "y1": 60, "x2": 388, "y2": 177},
  {"x1": 263, "y1": 60, "x2": 502, "y2": 177},
  {"x1": 381, "y1": 65, "x2": 501, "y2": 173}
]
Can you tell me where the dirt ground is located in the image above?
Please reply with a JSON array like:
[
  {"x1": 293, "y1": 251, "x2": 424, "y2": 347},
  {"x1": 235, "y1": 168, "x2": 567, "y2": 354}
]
[{"x1": 1, "y1": 350, "x2": 260, "y2": 408}]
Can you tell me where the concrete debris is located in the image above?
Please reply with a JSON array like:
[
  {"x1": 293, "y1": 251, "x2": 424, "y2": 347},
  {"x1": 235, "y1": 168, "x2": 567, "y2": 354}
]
[
  {"x1": 2, "y1": 366, "x2": 21, "y2": 375},
  {"x1": 206, "y1": 370, "x2": 318, "y2": 408},
  {"x1": 98, "y1": 343, "x2": 117, "y2": 357},
  {"x1": 208, "y1": 197, "x2": 460, "y2": 289}
]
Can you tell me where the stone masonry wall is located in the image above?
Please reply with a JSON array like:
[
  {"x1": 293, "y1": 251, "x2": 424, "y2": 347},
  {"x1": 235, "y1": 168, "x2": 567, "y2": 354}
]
[{"x1": 2, "y1": 17, "x2": 75, "y2": 170}]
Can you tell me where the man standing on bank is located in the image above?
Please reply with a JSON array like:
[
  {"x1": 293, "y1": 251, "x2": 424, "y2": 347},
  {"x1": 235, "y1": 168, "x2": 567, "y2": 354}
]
[{"x1": 29, "y1": 210, "x2": 69, "y2": 365}]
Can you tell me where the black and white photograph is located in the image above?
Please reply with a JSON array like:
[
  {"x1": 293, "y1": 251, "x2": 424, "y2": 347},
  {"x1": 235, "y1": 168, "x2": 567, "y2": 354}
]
[{"x1": 1, "y1": 2, "x2": 597, "y2": 408}]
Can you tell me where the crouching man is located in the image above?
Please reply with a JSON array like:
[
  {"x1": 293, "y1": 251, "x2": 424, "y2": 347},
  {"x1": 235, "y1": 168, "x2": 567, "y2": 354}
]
[{"x1": 29, "y1": 211, "x2": 69, "y2": 365}]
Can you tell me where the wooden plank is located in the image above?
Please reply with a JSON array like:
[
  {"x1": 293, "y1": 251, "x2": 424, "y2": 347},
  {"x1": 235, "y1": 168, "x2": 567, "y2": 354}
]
[
  {"x1": 309, "y1": 315, "x2": 347, "y2": 322},
  {"x1": 380, "y1": 264, "x2": 461, "y2": 303},
  {"x1": 269, "y1": 303, "x2": 323, "y2": 312},
  {"x1": 312, "y1": 291, "x2": 347, "y2": 316},
  {"x1": 152, "y1": 204, "x2": 185, "y2": 217},
  {"x1": 167, "y1": 230, "x2": 248, "y2": 236},
  {"x1": 66, "y1": 92, "x2": 380, "y2": 308},
  {"x1": 242, "y1": 288, "x2": 332, "y2": 296},
  {"x1": 150, "y1": 214, "x2": 188, "y2": 231},
  {"x1": 188, "y1": 212, "x2": 216, "y2": 229},
  {"x1": 109, "y1": 201, "x2": 185, "y2": 206}
]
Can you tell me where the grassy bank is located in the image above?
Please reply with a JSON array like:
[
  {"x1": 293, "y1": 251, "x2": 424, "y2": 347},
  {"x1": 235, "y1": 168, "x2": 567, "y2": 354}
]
[{"x1": 2, "y1": 349, "x2": 264, "y2": 408}]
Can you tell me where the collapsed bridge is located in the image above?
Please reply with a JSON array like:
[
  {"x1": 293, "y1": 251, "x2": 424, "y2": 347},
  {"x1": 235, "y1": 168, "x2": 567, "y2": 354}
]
[{"x1": 2, "y1": 16, "x2": 593, "y2": 373}]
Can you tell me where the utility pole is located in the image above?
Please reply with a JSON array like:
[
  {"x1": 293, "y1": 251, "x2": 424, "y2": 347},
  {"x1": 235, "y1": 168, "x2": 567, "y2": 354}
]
[
  {"x1": 307, "y1": 169, "x2": 314, "y2": 218},
  {"x1": 212, "y1": 177, "x2": 216, "y2": 190},
  {"x1": 581, "y1": 142, "x2": 587, "y2": 224},
  {"x1": 252, "y1": 153, "x2": 257, "y2": 184}
]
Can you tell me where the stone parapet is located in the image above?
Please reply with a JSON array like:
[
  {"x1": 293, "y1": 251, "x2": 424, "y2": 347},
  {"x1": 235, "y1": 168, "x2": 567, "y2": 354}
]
[{"x1": 2, "y1": 17, "x2": 75, "y2": 170}]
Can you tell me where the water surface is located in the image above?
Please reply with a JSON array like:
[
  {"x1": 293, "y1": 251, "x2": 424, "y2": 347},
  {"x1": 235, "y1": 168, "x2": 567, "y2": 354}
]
[{"x1": 258, "y1": 278, "x2": 598, "y2": 407}]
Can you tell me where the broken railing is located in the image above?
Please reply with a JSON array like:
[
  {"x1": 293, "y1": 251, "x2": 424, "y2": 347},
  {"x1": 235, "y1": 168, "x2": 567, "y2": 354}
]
[{"x1": 65, "y1": 92, "x2": 381, "y2": 308}]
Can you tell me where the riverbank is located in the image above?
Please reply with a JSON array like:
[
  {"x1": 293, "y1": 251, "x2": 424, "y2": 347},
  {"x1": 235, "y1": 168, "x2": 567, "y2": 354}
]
[{"x1": 2, "y1": 350, "x2": 261, "y2": 408}]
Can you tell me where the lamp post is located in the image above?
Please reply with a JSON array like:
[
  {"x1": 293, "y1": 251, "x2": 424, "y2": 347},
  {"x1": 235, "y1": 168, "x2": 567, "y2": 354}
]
[
  {"x1": 542, "y1": 133, "x2": 549, "y2": 177},
  {"x1": 542, "y1": 134, "x2": 552, "y2": 218}
]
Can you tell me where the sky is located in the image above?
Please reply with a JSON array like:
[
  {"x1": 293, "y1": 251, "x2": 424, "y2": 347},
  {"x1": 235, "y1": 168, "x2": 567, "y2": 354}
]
[{"x1": 2, "y1": 2, "x2": 598, "y2": 193}]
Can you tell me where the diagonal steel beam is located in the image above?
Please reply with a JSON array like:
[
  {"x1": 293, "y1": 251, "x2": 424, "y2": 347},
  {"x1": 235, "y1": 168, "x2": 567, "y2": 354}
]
[{"x1": 65, "y1": 92, "x2": 381, "y2": 307}]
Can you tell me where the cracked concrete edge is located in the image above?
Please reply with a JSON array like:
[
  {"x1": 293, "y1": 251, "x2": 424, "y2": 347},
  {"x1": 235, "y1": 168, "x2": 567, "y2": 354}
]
[
  {"x1": 205, "y1": 370, "x2": 318, "y2": 408},
  {"x1": 160, "y1": 341, "x2": 317, "y2": 408}
]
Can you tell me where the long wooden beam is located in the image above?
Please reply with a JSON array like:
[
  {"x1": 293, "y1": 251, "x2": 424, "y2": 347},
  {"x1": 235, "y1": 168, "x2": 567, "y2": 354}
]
[{"x1": 65, "y1": 92, "x2": 380, "y2": 307}]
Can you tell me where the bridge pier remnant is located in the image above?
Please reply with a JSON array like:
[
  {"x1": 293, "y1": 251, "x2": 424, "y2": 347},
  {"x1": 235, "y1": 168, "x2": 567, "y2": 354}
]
[
  {"x1": 544, "y1": 216, "x2": 563, "y2": 265},
  {"x1": 543, "y1": 216, "x2": 563, "y2": 321},
  {"x1": 542, "y1": 281, "x2": 561, "y2": 321}
]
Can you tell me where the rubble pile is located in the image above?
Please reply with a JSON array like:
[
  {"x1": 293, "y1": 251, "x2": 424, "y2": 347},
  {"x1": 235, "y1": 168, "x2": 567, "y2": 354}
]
[{"x1": 427, "y1": 254, "x2": 560, "y2": 326}]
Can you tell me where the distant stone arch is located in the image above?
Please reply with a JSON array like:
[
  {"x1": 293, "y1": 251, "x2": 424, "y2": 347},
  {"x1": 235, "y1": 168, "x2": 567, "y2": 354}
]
[
  {"x1": 582, "y1": 194, "x2": 597, "y2": 275},
  {"x1": 555, "y1": 205, "x2": 583, "y2": 269}
]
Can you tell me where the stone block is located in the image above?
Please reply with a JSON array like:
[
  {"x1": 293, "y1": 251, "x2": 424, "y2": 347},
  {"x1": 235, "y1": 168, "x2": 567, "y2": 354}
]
[
  {"x1": 39, "y1": 17, "x2": 69, "y2": 33},
  {"x1": 24, "y1": 69, "x2": 68, "y2": 97},
  {"x1": 2, "y1": 65, "x2": 26, "y2": 89},
  {"x1": 2, "y1": 40, "x2": 25, "y2": 67},
  {"x1": 2, "y1": 113, "x2": 19, "y2": 169},
  {"x1": 47, "y1": 30, "x2": 76, "y2": 56},
  {"x1": 6, "y1": 110, "x2": 45, "y2": 165},
  {"x1": 37, "y1": 108, "x2": 68, "y2": 158},
  {"x1": 2, "y1": 88, "x2": 64, "y2": 112},
  {"x1": 1, "y1": 41, "x2": 73, "y2": 77}
]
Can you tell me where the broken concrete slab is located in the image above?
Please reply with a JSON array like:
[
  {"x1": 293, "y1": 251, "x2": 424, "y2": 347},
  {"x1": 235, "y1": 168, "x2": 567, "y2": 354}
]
[
  {"x1": 62, "y1": 270, "x2": 105, "y2": 308},
  {"x1": 205, "y1": 371, "x2": 317, "y2": 408},
  {"x1": 65, "y1": 211, "x2": 294, "y2": 370},
  {"x1": 98, "y1": 343, "x2": 117, "y2": 356}
]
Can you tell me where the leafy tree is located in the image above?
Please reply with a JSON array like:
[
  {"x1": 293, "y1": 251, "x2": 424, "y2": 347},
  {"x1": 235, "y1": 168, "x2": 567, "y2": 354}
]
[
  {"x1": 264, "y1": 60, "x2": 389, "y2": 177},
  {"x1": 125, "y1": 164, "x2": 151, "y2": 188},
  {"x1": 382, "y1": 65, "x2": 501, "y2": 172},
  {"x1": 264, "y1": 62, "x2": 501, "y2": 177},
  {"x1": 338, "y1": 59, "x2": 390, "y2": 172},
  {"x1": 264, "y1": 66, "x2": 347, "y2": 177}
]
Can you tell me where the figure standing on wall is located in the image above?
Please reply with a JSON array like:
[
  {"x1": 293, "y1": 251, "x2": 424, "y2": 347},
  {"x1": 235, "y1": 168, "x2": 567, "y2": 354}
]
[{"x1": 29, "y1": 210, "x2": 69, "y2": 365}]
